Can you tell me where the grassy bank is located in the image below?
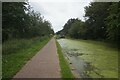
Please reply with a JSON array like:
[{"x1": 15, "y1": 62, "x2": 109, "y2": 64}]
[
  {"x1": 56, "y1": 40, "x2": 74, "y2": 79},
  {"x1": 2, "y1": 36, "x2": 50, "y2": 78}
]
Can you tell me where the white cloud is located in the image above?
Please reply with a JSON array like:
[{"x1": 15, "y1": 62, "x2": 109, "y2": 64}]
[{"x1": 29, "y1": 1, "x2": 91, "y2": 32}]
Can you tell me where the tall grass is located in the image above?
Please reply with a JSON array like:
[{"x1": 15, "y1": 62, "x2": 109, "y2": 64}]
[
  {"x1": 2, "y1": 36, "x2": 50, "y2": 78},
  {"x1": 2, "y1": 37, "x2": 47, "y2": 55}
]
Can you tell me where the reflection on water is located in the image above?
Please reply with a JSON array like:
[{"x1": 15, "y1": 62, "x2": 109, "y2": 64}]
[{"x1": 57, "y1": 39, "x2": 118, "y2": 78}]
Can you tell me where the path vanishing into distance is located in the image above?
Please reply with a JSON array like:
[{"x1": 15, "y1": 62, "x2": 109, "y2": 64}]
[{"x1": 14, "y1": 38, "x2": 61, "y2": 78}]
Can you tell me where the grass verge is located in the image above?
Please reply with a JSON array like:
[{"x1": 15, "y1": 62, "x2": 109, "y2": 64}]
[
  {"x1": 2, "y1": 36, "x2": 50, "y2": 79},
  {"x1": 56, "y1": 40, "x2": 74, "y2": 79}
]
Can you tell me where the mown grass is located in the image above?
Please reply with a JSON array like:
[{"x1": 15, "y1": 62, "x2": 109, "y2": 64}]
[
  {"x1": 2, "y1": 36, "x2": 50, "y2": 79},
  {"x1": 56, "y1": 40, "x2": 74, "y2": 79}
]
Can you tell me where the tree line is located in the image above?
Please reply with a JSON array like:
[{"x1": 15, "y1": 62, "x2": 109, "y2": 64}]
[
  {"x1": 2, "y1": 2, "x2": 54, "y2": 42},
  {"x1": 57, "y1": 2, "x2": 120, "y2": 44}
]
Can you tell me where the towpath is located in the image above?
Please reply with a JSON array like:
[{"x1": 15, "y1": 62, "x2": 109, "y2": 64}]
[{"x1": 13, "y1": 38, "x2": 61, "y2": 78}]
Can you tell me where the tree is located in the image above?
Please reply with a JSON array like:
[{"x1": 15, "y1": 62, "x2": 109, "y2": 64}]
[
  {"x1": 2, "y1": 2, "x2": 54, "y2": 42},
  {"x1": 84, "y1": 2, "x2": 111, "y2": 39},
  {"x1": 105, "y1": 2, "x2": 120, "y2": 42},
  {"x1": 57, "y1": 18, "x2": 87, "y2": 39},
  {"x1": 57, "y1": 2, "x2": 119, "y2": 44},
  {"x1": 62, "y1": 18, "x2": 79, "y2": 36},
  {"x1": 68, "y1": 20, "x2": 86, "y2": 39},
  {"x1": 2, "y1": 2, "x2": 28, "y2": 41}
]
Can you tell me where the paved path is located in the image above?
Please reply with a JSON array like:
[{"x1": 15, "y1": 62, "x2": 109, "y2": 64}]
[{"x1": 13, "y1": 38, "x2": 61, "y2": 78}]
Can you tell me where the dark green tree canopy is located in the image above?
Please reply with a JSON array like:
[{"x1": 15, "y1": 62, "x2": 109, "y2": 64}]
[{"x1": 2, "y1": 2, "x2": 54, "y2": 42}]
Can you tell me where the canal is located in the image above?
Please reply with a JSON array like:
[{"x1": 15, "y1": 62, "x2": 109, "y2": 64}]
[{"x1": 57, "y1": 38, "x2": 118, "y2": 78}]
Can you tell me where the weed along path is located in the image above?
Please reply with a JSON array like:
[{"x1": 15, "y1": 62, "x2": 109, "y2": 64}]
[{"x1": 13, "y1": 38, "x2": 61, "y2": 78}]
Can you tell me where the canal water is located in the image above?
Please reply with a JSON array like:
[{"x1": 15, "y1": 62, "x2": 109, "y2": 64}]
[{"x1": 57, "y1": 39, "x2": 118, "y2": 78}]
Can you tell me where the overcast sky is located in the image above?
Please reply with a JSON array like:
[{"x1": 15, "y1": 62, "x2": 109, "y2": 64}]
[{"x1": 29, "y1": 0, "x2": 92, "y2": 32}]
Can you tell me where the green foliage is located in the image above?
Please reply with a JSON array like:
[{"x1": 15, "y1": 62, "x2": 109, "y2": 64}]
[
  {"x1": 2, "y1": 2, "x2": 54, "y2": 42},
  {"x1": 68, "y1": 20, "x2": 87, "y2": 39},
  {"x1": 68, "y1": 20, "x2": 81, "y2": 38},
  {"x1": 2, "y1": 2, "x2": 54, "y2": 79},
  {"x1": 2, "y1": 37, "x2": 50, "y2": 78},
  {"x1": 2, "y1": 2, "x2": 28, "y2": 40},
  {"x1": 105, "y1": 2, "x2": 120, "y2": 42},
  {"x1": 2, "y1": 36, "x2": 47, "y2": 55},
  {"x1": 62, "y1": 18, "x2": 78, "y2": 35},
  {"x1": 56, "y1": 41, "x2": 74, "y2": 79},
  {"x1": 57, "y1": 2, "x2": 119, "y2": 44},
  {"x1": 84, "y1": 2, "x2": 111, "y2": 39},
  {"x1": 57, "y1": 18, "x2": 87, "y2": 39}
]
